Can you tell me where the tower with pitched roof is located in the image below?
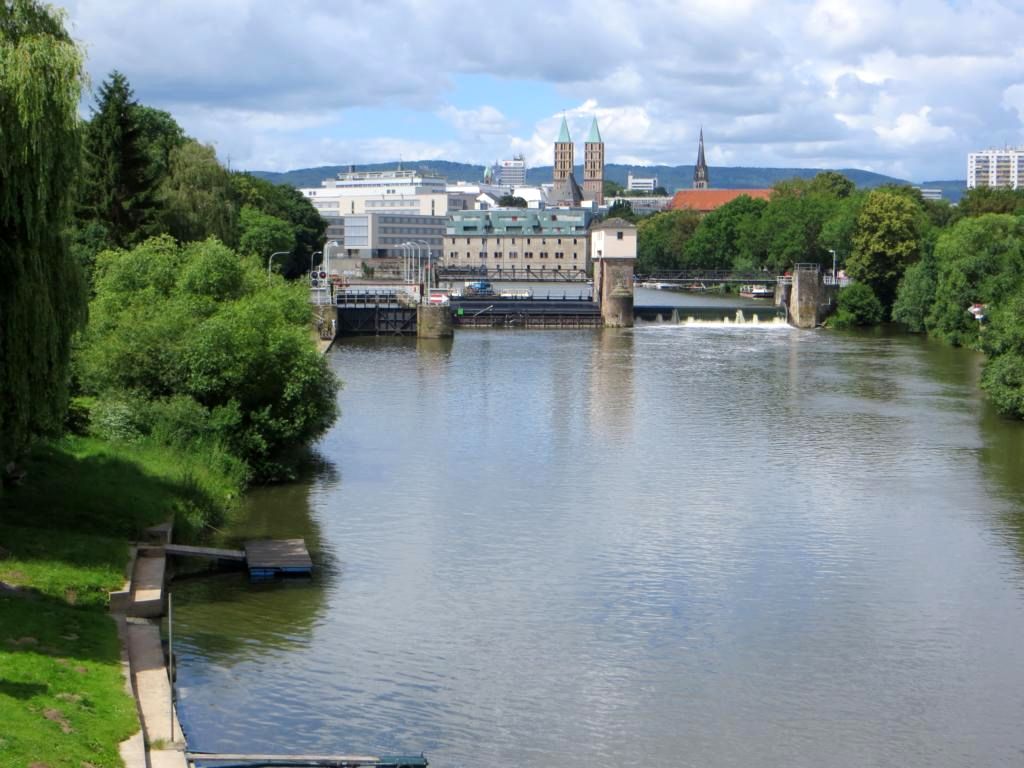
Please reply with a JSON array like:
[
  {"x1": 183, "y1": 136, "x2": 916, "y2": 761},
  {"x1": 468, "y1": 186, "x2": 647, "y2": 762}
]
[
  {"x1": 553, "y1": 116, "x2": 574, "y2": 183},
  {"x1": 583, "y1": 117, "x2": 605, "y2": 205},
  {"x1": 693, "y1": 127, "x2": 709, "y2": 189}
]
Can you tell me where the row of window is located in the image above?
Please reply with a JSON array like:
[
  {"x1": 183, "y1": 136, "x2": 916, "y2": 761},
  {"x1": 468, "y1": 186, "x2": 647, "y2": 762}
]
[
  {"x1": 450, "y1": 237, "x2": 579, "y2": 246},
  {"x1": 448, "y1": 251, "x2": 578, "y2": 260}
]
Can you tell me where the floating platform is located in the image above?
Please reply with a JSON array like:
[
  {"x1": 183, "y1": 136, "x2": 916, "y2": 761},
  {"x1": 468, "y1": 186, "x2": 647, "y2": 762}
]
[
  {"x1": 163, "y1": 539, "x2": 312, "y2": 580},
  {"x1": 186, "y1": 752, "x2": 427, "y2": 767},
  {"x1": 244, "y1": 538, "x2": 313, "y2": 579}
]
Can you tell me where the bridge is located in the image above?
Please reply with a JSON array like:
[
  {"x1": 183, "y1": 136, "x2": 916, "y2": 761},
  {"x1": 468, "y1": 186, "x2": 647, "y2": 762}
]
[
  {"x1": 636, "y1": 269, "x2": 779, "y2": 285},
  {"x1": 436, "y1": 266, "x2": 589, "y2": 282}
]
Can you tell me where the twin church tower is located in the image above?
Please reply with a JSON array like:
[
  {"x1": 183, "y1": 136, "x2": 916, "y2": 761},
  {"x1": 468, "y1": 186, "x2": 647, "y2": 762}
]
[
  {"x1": 551, "y1": 116, "x2": 711, "y2": 203},
  {"x1": 552, "y1": 115, "x2": 605, "y2": 206}
]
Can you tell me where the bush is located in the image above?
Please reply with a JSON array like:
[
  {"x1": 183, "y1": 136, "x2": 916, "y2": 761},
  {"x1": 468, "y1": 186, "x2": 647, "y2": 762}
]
[
  {"x1": 830, "y1": 283, "x2": 884, "y2": 328},
  {"x1": 981, "y1": 353, "x2": 1024, "y2": 419}
]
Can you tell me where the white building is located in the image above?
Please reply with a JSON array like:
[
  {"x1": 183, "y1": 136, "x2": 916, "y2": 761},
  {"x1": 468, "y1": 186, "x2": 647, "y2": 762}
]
[
  {"x1": 917, "y1": 187, "x2": 944, "y2": 201},
  {"x1": 301, "y1": 168, "x2": 449, "y2": 218},
  {"x1": 497, "y1": 155, "x2": 527, "y2": 188},
  {"x1": 967, "y1": 148, "x2": 1024, "y2": 189},
  {"x1": 626, "y1": 172, "x2": 659, "y2": 192}
]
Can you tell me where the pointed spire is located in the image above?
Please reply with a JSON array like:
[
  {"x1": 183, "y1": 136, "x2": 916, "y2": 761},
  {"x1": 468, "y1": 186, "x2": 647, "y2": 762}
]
[
  {"x1": 557, "y1": 114, "x2": 572, "y2": 143},
  {"x1": 693, "y1": 126, "x2": 709, "y2": 189},
  {"x1": 586, "y1": 117, "x2": 602, "y2": 144}
]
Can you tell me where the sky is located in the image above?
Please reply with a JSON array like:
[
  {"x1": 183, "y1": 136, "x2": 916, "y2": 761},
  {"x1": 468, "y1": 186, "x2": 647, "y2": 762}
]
[{"x1": 60, "y1": 0, "x2": 1024, "y2": 182}]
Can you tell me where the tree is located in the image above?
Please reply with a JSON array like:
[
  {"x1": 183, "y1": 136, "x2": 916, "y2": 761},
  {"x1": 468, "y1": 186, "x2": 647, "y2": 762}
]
[
  {"x1": 636, "y1": 209, "x2": 702, "y2": 272},
  {"x1": 158, "y1": 140, "x2": 239, "y2": 245},
  {"x1": 980, "y1": 283, "x2": 1024, "y2": 419},
  {"x1": 830, "y1": 283, "x2": 884, "y2": 328},
  {"x1": 892, "y1": 251, "x2": 938, "y2": 333},
  {"x1": 926, "y1": 214, "x2": 1024, "y2": 347},
  {"x1": 0, "y1": 0, "x2": 88, "y2": 468},
  {"x1": 80, "y1": 71, "x2": 161, "y2": 247},
  {"x1": 683, "y1": 194, "x2": 767, "y2": 271},
  {"x1": 238, "y1": 205, "x2": 295, "y2": 263},
  {"x1": 807, "y1": 171, "x2": 855, "y2": 199},
  {"x1": 80, "y1": 236, "x2": 339, "y2": 478},
  {"x1": 958, "y1": 186, "x2": 1024, "y2": 218},
  {"x1": 135, "y1": 105, "x2": 186, "y2": 181},
  {"x1": 847, "y1": 189, "x2": 923, "y2": 311},
  {"x1": 497, "y1": 194, "x2": 528, "y2": 208},
  {"x1": 603, "y1": 179, "x2": 624, "y2": 197},
  {"x1": 606, "y1": 199, "x2": 637, "y2": 222}
]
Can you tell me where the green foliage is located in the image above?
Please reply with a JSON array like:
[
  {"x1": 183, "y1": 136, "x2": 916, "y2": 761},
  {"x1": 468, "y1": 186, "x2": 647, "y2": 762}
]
[
  {"x1": 159, "y1": 139, "x2": 239, "y2": 245},
  {"x1": 981, "y1": 353, "x2": 1024, "y2": 419},
  {"x1": 603, "y1": 179, "x2": 624, "y2": 197},
  {"x1": 606, "y1": 199, "x2": 638, "y2": 222},
  {"x1": 848, "y1": 189, "x2": 924, "y2": 310},
  {"x1": 830, "y1": 283, "x2": 884, "y2": 328},
  {"x1": 683, "y1": 194, "x2": 767, "y2": 271},
  {"x1": 135, "y1": 104, "x2": 186, "y2": 179},
  {"x1": 0, "y1": 0, "x2": 88, "y2": 468},
  {"x1": 757, "y1": 192, "x2": 832, "y2": 272},
  {"x1": 232, "y1": 172, "x2": 326, "y2": 277},
  {"x1": 79, "y1": 236, "x2": 339, "y2": 479},
  {"x1": 807, "y1": 170, "x2": 856, "y2": 199},
  {"x1": 892, "y1": 251, "x2": 938, "y2": 332},
  {"x1": 636, "y1": 209, "x2": 702, "y2": 272},
  {"x1": 79, "y1": 71, "x2": 161, "y2": 247},
  {"x1": 497, "y1": 194, "x2": 528, "y2": 208},
  {"x1": 958, "y1": 186, "x2": 1024, "y2": 218},
  {"x1": 239, "y1": 204, "x2": 296, "y2": 263},
  {"x1": 927, "y1": 215, "x2": 1024, "y2": 347}
]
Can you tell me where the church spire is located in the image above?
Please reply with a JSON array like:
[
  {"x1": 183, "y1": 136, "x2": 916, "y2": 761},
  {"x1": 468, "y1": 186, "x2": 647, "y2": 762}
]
[
  {"x1": 693, "y1": 127, "x2": 709, "y2": 189},
  {"x1": 557, "y1": 114, "x2": 572, "y2": 144}
]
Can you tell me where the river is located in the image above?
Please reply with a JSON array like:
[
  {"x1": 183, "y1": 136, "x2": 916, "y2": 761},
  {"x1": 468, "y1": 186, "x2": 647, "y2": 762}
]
[{"x1": 171, "y1": 294, "x2": 1024, "y2": 767}]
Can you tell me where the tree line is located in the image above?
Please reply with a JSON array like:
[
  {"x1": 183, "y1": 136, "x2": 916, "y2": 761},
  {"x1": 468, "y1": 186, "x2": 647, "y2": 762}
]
[
  {"x1": 2, "y1": 1, "x2": 336, "y2": 481},
  {"x1": 616, "y1": 174, "x2": 1024, "y2": 419}
]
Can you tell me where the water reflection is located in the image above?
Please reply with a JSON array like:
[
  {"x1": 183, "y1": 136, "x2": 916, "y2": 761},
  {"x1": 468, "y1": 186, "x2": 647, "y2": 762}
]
[{"x1": 172, "y1": 328, "x2": 1024, "y2": 767}]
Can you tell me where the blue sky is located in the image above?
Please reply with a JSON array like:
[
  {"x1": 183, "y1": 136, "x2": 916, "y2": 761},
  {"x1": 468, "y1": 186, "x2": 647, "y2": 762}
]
[{"x1": 61, "y1": 0, "x2": 1024, "y2": 182}]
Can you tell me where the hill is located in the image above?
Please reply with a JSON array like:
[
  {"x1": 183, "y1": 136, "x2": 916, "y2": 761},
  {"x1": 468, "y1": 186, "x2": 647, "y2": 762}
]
[{"x1": 249, "y1": 160, "x2": 954, "y2": 195}]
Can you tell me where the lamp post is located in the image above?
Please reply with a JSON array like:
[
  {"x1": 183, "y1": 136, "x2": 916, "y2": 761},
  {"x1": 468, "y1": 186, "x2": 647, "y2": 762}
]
[
  {"x1": 267, "y1": 250, "x2": 289, "y2": 277},
  {"x1": 416, "y1": 239, "x2": 431, "y2": 296},
  {"x1": 828, "y1": 248, "x2": 837, "y2": 281}
]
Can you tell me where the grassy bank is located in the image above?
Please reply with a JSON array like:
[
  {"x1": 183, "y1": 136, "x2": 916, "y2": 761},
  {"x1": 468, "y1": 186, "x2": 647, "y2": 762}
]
[{"x1": 0, "y1": 434, "x2": 244, "y2": 767}]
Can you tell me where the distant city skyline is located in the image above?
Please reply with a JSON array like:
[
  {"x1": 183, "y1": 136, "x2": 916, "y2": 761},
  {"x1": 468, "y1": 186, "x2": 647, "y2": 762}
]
[{"x1": 60, "y1": 0, "x2": 1024, "y2": 182}]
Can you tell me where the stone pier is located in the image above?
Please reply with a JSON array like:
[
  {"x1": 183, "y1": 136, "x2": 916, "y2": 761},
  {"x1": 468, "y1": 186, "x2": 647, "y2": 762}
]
[
  {"x1": 417, "y1": 303, "x2": 454, "y2": 338},
  {"x1": 590, "y1": 218, "x2": 637, "y2": 328}
]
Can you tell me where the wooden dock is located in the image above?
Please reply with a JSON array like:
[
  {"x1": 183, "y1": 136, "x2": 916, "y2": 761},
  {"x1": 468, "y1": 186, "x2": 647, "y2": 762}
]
[
  {"x1": 244, "y1": 538, "x2": 313, "y2": 579},
  {"x1": 186, "y1": 752, "x2": 427, "y2": 767},
  {"x1": 162, "y1": 539, "x2": 313, "y2": 579}
]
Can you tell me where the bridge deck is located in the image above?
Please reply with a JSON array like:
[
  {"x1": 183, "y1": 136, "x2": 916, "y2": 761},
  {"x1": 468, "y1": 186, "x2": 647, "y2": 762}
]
[
  {"x1": 244, "y1": 538, "x2": 313, "y2": 578},
  {"x1": 163, "y1": 544, "x2": 246, "y2": 561}
]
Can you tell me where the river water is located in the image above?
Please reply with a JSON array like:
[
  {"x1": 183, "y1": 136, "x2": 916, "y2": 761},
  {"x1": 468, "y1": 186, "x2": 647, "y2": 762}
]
[{"x1": 172, "y1": 292, "x2": 1024, "y2": 767}]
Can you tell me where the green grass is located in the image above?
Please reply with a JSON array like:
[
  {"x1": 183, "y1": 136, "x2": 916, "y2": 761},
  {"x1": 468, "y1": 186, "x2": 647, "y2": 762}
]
[
  {"x1": 0, "y1": 593, "x2": 138, "y2": 768},
  {"x1": 0, "y1": 434, "x2": 247, "y2": 767}
]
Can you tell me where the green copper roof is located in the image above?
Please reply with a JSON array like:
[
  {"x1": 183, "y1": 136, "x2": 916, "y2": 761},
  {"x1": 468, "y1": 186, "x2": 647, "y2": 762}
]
[
  {"x1": 557, "y1": 115, "x2": 571, "y2": 143},
  {"x1": 586, "y1": 117, "x2": 602, "y2": 144}
]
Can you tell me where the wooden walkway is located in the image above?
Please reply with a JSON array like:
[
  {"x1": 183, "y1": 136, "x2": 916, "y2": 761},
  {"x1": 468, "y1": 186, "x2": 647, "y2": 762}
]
[
  {"x1": 162, "y1": 539, "x2": 312, "y2": 579},
  {"x1": 186, "y1": 752, "x2": 427, "y2": 766}
]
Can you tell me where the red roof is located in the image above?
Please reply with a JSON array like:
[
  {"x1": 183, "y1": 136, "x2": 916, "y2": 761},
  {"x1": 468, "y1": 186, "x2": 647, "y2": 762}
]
[{"x1": 669, "y1": 189, "x2": 772, "y2": 213}]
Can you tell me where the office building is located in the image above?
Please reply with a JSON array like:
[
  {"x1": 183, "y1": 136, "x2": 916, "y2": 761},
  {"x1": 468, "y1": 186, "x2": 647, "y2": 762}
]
[
  {"x1": 627, "y1": 173, "x2": 659, "y2": 192},
  {"x1": 497, "y1": 156, "x2": 527, "y2": 188}
]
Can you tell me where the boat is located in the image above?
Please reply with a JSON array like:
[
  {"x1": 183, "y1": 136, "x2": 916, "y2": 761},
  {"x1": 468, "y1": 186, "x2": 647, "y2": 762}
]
[{"x1": 740, "y1": 284, "x2": 774, "y2": 299}]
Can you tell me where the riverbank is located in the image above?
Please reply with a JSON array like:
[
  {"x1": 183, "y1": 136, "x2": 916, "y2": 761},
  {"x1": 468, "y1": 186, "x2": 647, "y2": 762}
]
[{"x1": 0, "y1": 435, "x2": 243, "y2": 767}]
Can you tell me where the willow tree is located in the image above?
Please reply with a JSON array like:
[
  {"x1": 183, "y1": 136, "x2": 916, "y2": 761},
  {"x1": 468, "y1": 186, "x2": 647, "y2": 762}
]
[{"x1": 0, "y1": 1, "x2": 88, "y2": 469}]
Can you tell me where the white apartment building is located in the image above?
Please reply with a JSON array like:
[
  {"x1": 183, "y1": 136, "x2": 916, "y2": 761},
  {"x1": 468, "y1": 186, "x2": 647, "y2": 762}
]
[
  {"x1": 301, "y1": 168, "x2": 449, "y2": 217},
  {"x1": 967, "y1": 148, "x2": 1024, "y2": 189},
  {"x1": 626, "y1": 172, "x2": 659, "y2": 192}
]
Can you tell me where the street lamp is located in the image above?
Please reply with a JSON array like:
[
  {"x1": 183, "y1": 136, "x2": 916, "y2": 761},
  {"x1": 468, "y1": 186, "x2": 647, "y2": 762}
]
[
  {"x1": 828, "y1": 248, "x2": 837, "y2": 281},
  {"x1": 267, "y1": 250, "x2": 290, "y2": 277}
]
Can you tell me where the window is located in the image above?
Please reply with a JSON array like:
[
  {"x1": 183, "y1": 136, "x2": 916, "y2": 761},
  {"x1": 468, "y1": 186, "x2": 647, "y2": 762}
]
[
  {"x1": 557, "y1": 238, "x2": 562, "y2": 245},
  {"x1": 479, "y1": 252, "x2": 487, "y2": 259},
  {"x1": 617, "y1": 231, "x2": 624, "y2": 240},
  {"x1": 573, "y1": 238, "x2": 578, "y2": 245}
]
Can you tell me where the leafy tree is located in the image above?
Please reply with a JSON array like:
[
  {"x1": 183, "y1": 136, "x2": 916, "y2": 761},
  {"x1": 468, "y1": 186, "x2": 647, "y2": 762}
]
[
  {"x1": 807, "y1": 171, "x2": 855, "y2": 199},
  {"x1": 892, "y1": 251, "x2": 938, "y2": 332},
  {"x1": 606, "y1": 199, "x2": 638, "y2": 222},
  {"x1": 603, "y1": 179, "x2": 624, "y2": 197},
  {"x1": 497, "y1": 194, "x2": 528, "y2": 208},
  {"x1": 830, "y1": 283, "x2": 884, "y2": 328},
  {"x1": 847, "y1": 189, "x2": 923, "y2": 311},
  {"x1": 636, "y1": 209, "x2": 701, "y2": 272},
  {"x1": 135, "y1": 105, "x2": 186, "y2": 181},
  {"x1": 231, "y1": 173, "x2": 325, "y2": 278},
  {"x1": 757, "y1": 193, "x2": 832, "y2": 272},
  {"x1": 80, "y1": 236, "x2": 339, "y2": 478},
  {"x1": 980, "y1": 284, "x2": 1024, "y2": 419},
  {"x1": 80, "y1": 71, "x2": 161, "y2": 247},
  {"x1": 238, "y1": 205, "x2": 295, "y2": 264},
  {"x1": 683, "y1": 194, "x2": 767, "y2": 271},
  {"x1": 818, "y1": 190, "x2": 865, "y2": 268},
  {"x1": 0, "y1": 0, "x2": 88, "y2": 467},
  {"x1": 159, "y1": 140, "x2": 239, "y2": 245},
  {"x1": 926, "y1": 214, "x2": 1024, "y2": 347},
  {"x1": 958, "y1": 186, "x2": 1024, "y2": 218}
]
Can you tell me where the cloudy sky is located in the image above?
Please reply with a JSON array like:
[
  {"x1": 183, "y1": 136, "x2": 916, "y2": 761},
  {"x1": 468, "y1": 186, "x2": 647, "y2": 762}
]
[{"x1": 61, "y1": 0, "x2": 1024, "y2": 182}]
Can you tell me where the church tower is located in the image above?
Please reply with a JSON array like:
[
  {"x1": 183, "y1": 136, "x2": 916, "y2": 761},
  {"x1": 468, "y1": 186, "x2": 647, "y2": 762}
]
[
  {"x1": 553, "y1": 116, "x2": 574, "y2": 183},
  {"x1": 583, "y1": 117, "x2": 605, "y2": 205},
  {"x1": 693, "y1": 127, "x2": 709, "y2": 189}
]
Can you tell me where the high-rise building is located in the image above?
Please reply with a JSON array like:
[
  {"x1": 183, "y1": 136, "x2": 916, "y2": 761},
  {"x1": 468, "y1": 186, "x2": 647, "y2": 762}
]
[
  {"x1": 627, "y1": 172, "x2": 658, "y2": 192},
  {"x1": 693, "y1": 128, "x2": 710, "y2": 189},
  {"x1": 497, "y1": 155, "x2": 527, "y2": 188},
  {"x1": 584, "y1": 118, "x2": 605, "y2": 205},
  {"x1": 967, "y1": 148, "x2": 1024, "y2": 189}
]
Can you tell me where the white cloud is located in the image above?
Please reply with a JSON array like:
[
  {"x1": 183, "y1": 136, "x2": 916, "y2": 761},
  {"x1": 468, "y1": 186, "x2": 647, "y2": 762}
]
[{"x1": 58, "y1": 0, "x2": 1024, "y2": 180}]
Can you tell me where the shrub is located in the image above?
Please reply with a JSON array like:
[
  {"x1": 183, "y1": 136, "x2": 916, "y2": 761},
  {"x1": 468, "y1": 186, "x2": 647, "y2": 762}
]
[{"x1": 830, "y1": 283, "x2": 884, "y2": 328}]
